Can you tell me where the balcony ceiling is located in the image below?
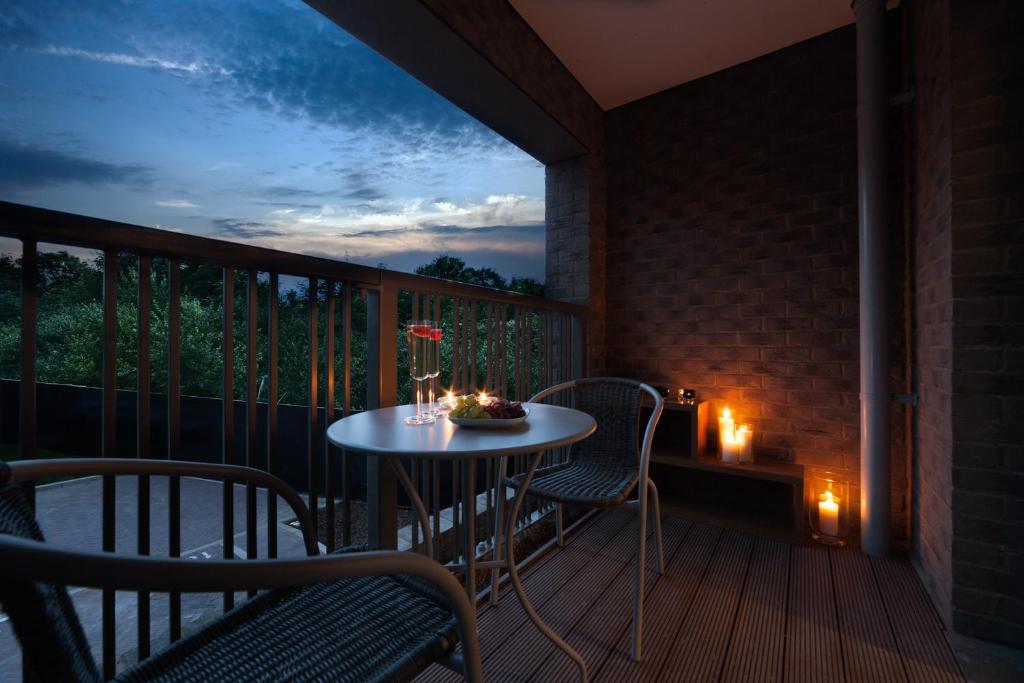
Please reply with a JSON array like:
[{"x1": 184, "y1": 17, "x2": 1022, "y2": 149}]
[{"x1": 509, "y1": 0, "x2": 855, "y2": 110}]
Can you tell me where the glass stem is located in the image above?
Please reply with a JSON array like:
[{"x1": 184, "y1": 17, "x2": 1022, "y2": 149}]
[{"x1": 416, "y1": 379, "x2": 423, "y2": 418}]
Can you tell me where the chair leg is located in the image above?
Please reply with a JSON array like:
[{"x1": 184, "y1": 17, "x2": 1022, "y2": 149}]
[
  {"x1": 648, "y1": 480, "x2": 665, "y2": 574},
  {"x1": 632, "y1": 481, "x2": 648, "y2": 662},
  {"x1": 555, "y1": 502, "x2": 565, "y2": 547}
]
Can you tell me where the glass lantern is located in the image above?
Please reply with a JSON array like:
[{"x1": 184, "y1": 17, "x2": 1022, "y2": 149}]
[{"x1": 808, "y1": 474, "x2": 849, "y2": 546}]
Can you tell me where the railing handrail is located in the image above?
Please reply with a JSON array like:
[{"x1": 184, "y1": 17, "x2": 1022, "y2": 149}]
[{"x1": 0, "y1": 200, "x2": 585, "y2": 314}]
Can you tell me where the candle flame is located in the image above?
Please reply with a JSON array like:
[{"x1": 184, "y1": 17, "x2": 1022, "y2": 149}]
[
  {"x1": 822, "y1": 490, "x2": 837, "y2": 504},
  {"x1": 478, "y1": 391, "x2": 488, "y2": 403},
  {"x1": 722, "y1": 407, "x2": 731, "y2": 419}
]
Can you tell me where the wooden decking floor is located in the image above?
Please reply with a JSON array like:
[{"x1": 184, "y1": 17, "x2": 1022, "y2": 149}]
[{"x1": 415, "y1": 509, "x2": 964, "y2": 683}]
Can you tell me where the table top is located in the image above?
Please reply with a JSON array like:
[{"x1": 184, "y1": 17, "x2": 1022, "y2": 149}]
[{"x1": 326, "y1": 403, "x2": 596, "y2": 459}]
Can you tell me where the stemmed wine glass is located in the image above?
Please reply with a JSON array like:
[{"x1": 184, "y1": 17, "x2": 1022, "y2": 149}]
[
  {"x1": 427, "y1": 326, "x2": 443, "y2": 415},
  {"x1": 404, "y1": 320, "x2": 435, "y2": 425}
]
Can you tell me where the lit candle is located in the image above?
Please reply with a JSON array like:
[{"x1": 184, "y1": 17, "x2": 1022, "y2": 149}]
[
  {"x1": 719, "y1": 407, "x2": 734, "y2": 441},
  {"x1": 819, "y1": 490, "x2": 840, "y2": 537},
  {"x1": 440, "y1": 390, "x2": 456, "y2": 410},
  {"x1": 478, "y1": 391, "x2": 489, "y2": 405},
  {"x1": 719, "y1": 407, "x2": 738, "y2": 462}
]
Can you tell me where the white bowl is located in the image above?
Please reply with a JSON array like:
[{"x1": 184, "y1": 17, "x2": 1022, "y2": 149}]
[{"x1": 448, "y1": 407, "x2": 530, "y2": 429}]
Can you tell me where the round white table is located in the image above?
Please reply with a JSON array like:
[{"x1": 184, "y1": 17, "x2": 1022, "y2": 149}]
[{"x1": 327, "y1": 402, "x2": 596, "y2": 681}]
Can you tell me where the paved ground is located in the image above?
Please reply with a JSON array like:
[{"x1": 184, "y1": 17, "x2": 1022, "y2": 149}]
[{"x1": 1, "y1": 475, "x2": 308, "y2": 679}]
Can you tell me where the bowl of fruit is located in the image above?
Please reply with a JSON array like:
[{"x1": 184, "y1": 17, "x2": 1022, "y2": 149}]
[{"x1": 447, "y1": 395, "x2": 529, "y2": 428}]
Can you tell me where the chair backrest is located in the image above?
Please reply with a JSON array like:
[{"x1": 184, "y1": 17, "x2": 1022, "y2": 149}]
[
  {"x1": 569, "y1": 378, "x2": 644, "y2": 470},
  {"x1": 0, "y1": 474, "x2": 101, "y2": 682}
]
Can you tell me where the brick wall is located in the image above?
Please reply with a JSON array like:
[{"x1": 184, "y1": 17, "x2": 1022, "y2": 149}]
[
  {"x1": 604, "y1": 26, "x2": 894, "y2": 524},
  {"x1": 947, "y1": 0, "x2": 1024, "y2": 647},
  {"x1": 912, "y1": 0, "x2": 954, "y2": 628}
]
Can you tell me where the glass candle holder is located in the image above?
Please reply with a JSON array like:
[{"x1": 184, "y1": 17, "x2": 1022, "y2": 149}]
[
  {"x1": 737, "y1": 423, "x2": 753, "y2": 463},
  {"x1": 808, "y1": 474, "x2": 849, "y2": 546}
]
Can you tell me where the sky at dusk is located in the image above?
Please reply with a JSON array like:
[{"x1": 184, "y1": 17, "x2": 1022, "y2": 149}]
[{"x1": 0, "y1": 0, "x2": 546, "y2": 279}]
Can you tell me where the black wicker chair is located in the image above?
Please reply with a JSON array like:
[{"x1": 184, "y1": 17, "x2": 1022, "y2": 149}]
[
  {"x1": 0, "y1": 459, "x2": 482, "y2": 682},
  {"x1": 507, "y1": 377, "x2": 664, "y2": 662}
]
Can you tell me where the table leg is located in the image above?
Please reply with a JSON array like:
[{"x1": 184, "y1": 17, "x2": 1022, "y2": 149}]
[
  {"x1": 386, "y1": 457, "x2": 433, "y2": 559},
  {"x1": 462, "y1": 457, "x2": 477, "y2": 603},
  {"x1": 490, "y1": 455, "x2": 508, "y2": 606},
  {"x1": 506, "y1": 452, "x2": 588, "y2": 683}
]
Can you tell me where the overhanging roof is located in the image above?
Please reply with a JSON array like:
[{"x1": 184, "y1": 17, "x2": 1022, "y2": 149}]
[{"x1": 510, "y1": 0, "x2": 856, "y2": 110}]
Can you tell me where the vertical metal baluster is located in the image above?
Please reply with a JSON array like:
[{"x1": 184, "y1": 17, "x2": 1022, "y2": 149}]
[
  {"x1": 526, "y1": 309, "x2": 534, "y2": 399},
  {"x1": 267, "y1": 273, "x2": 279, "y2": 558},
  {"x1": 411, "y1": 458, "x2": 419, "y2": 552},
  {"x1": 501, "y1": 304, "x2": 508, "y2": 396},
  {"x1": 432, "y1": 459, "x2": 441, "y2": 561},
  {"x1": 460, "y1": 301, "x2": 468, "y2": 395},
  {"x1": 433, "y1": 292, "x2": 442, "y2": 396},
  {"x1": 485, "y1": 457, "x2": 493, "y2": 548},
  {"x1": 325, "y1": 281, "x2": 337, "y2": 552},
  {"x1": 341, "y1": 283, "x2": 352, "y2": 546},
  {"x1": 19, "y1": 239, "x2": 36, "y2": 459},
  {"x1": 485, "y1": 302, "x2": 494, "y2": 393},
  {"x1": 246, "y1": 270, "x2": 258, "y2": 591},
  {"x1": 308, "y1": 278, "x2": 319, "y2": 534},
  {"x1": 222, "y1": 267, "x2": 235, "y2": 611},
  {"x1": 19, "y1": 237, "x2": 37, "y2": 683},
  {"x1": 470, "y1": 300, "x2": 478, "y2": 392},
  {"x1": 137, "y1": 255, "x2": 152, "y2": 659},
  {"x1": 463, "y1": 457, "x2": 477, "y2": 601},
  {"x1": 101, "y1": 249, "x2": 117, "y2": 679},
  {"x1": 167, "y1": 259, "x2": 182, "y2": 642},
  {"x1": 452, "y1": 297, "x2": 461, "y2": 392},
  {"x1": 457, "y1": 298, "x2": 465, "y2": 392},
  {"x1": 454, "y1": 298, "x2": 462, "y2": 391},
  {"x1": 451, "y1": 460, "x2": 460, "y2": 563}
]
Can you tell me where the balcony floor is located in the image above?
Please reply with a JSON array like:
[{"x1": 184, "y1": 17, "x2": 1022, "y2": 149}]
[{"x1": 417, "y1": 509, "x2": 964, "y2": 683}]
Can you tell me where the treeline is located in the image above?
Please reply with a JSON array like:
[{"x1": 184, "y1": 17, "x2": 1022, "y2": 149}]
[{"x1": 0, "y1": 252, "x2": 544, "y2": 410}]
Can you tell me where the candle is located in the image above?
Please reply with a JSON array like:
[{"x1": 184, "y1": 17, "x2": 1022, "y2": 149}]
[
  {"x1": 819, "y1": 490, "x2": 840, "y2": 537},
  {"x1": 719, "y1": 407, "x2": 738, "y2": 462},
  {"x1": 737, "y1": 424, "x2": 753, "y2": 463},
  {"x1": 478, "y1": 391, "x2": 489, "y2": 405}
]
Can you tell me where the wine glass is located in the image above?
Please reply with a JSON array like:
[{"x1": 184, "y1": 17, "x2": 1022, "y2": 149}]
[
  {"x1": 428, "y1": 326, "x2": 442, "y2": 415},
  {"x1": 404, "y1": 319, "x2": 435, "y2": 425}
]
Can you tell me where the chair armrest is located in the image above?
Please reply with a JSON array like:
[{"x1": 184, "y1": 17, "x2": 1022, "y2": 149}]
[
  {"x1": 0, "y1": 538, "x2": 484, "y2": 682},
  {"x1": 3, "y1": 458, "x2": 318, "y2": 555}
]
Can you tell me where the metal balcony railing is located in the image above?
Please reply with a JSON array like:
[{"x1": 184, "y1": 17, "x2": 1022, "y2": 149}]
[{"x1": 0, "y1": 200, "x2": 586, "y2": 678}]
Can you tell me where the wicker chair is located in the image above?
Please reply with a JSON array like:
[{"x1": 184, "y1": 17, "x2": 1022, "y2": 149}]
[
  {"x1": 507, "y1": 377, "x2": 665, "y2": 661},
  {"x1": 0, "y1": 458, "x2": 482, "y2": 682}
]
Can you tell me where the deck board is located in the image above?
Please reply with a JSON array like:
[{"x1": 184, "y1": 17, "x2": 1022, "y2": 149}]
[
  {"x1": 412, "y1": 511, "x2": 966, "y2": 683},
  {"x1": 529, "y1": 517, "x2": 691, "y2": 681},
  {"x1": 871, "y1": 557, "x2": 964, "y2": 683},
  {"x1": 833, "y1": 547, "x2": 908, "y2": 682},
  {"x1": 484, "y1": 516, "x2": 644, "y2": 681},
  {"x1": 659, "y1": 530, "x2": 755, "y2": 682},
  {"x1": 784, "y1": 544, "x2": 845, "y2": 683},
  {"x1": 720, "y1": 537, "x2": 789, "y2": 683},
  {"x1": 594, "y1": 522, "x2": 721, "y2": 683}
]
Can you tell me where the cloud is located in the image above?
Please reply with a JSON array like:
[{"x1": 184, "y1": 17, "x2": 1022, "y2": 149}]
[
  {"x1": 262, "y1": 185, "x2": 334, "y2": 199},
  {"x1": 343, "y1": 187, "x2": 385, "y2": 201},
  {"x1": 233, "y1": 222, "x2": 546, "y2": 279},
  {"x1": 35, "y1": 45, "x2": 232, "y2": 76},
  {"x1": 209, "y1": 218, "x2": 284, "y2": 239},
  {"x1": 0, "y1": 138, "x2": 151, "y2": 189},
  {"x1": 155, "y1": 199, "x2": 197, "y2": 208}
]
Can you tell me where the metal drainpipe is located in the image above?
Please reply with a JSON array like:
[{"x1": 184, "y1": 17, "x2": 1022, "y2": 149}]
[{"x1": 854, "y1": 0, "x2": 890, "y2": 557}]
